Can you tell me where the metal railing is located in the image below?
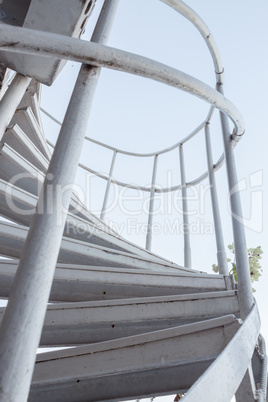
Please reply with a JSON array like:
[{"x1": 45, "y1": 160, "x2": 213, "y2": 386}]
[
  {"x1": 43, "y1": 105, "x2": 225, "y2": 267},
  {"x1": 0, "y1": 0, "x2": 265, "y2": 401}
]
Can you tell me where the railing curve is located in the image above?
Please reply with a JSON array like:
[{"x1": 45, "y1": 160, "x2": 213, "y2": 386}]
[{"x1": 0, "y1": 0, "x2": 265, "y2": 400}]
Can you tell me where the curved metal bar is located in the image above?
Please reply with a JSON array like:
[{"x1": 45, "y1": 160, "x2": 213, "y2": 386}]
[
  {"x1": 40, "y1": 107, "x2": 62, "y2": 126},
  {"x1": 77, "y1": 152, "x2": 224, "y2": 193},
  {"x1": 76, "y1": 153, "x2": 224, "y2": 193},
  {"x1": 41, "y1": 106, "x2": 214, "y2": 157},
  {"x1": 183, "y1": 303, "x2": 261, "y2": 402},
  {"x1": 78, "y1": 162, "x2": 151, "y2": 192},
  {"x1": 160, "y1": 0, "x2": 224, "y2": 84},
  {"x1": 0, "y1": 1, "x2": 121, "y2": 401},
  {"x1": 0, "y1": 25, "x2": 244, "y2": 137}
]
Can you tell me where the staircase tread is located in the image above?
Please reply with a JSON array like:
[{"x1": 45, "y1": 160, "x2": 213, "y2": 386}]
[
  {"x1": 36, "y1": 314, "x2": 239, "y2": 361},
  {"x1": 11, "y1": 107, "x2": 51, "y2": 159},
  {"x1": 0, "y1": 221, "x2": 199, "y2": 273},
  {"x1": 4, "y1": 124, "x2": 49, "y2": 172}
]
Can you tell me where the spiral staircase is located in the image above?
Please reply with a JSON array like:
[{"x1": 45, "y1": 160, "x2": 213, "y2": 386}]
[{"x1": 0, "y1": 1, "x2": 266, "y2": 401}]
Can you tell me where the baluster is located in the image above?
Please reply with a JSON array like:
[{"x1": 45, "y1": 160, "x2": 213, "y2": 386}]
[
  {"x1": 179, "y1": 144, "x2": 191, "y2": 268},
  {"x1": 146, "y1": 154, "x2": 158, "y2": 251},
  {"x1": 0, "y1": 1, "x2": 121, "y2": 401},
  {"x1": 0, "y1": 73, "x2": 31, "y2": 141},
  {"x1": 100, "y1": 150, "x2": 117, "y2": 220},
  {"x1": 218, "y1": 83, "x2": 253, "y2": 320},
  {"x1": 205, "y1": 122, "x2": 228, "y2": 275}
]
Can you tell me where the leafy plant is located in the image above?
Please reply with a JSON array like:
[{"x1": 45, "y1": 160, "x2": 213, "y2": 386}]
[{"x1": 212, "y1": 244, "x2": 263, "y2": 292}]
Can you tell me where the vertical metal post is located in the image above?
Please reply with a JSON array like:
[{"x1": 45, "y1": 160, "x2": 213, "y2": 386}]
[
  {"x1": 204, "y1": 122, "x2": 228, "y2": 275},
  {"x1": 146, "y1": 154, "x2": 158, "y2": 251},
  {"x1": 217, "y1": 84, "x2": 253, "y2": 320},
  {"x1": 0, "y1": 73, "x2": 31, "y2": 141},
  {"x1": 100, "y1": 150, "x2": 117, "y2": 220},
  {"x1": 179, "y1": 144, "x2": 191, "y2": 268},
  {"x1": 0, "y1": 1, "x2": 120, "y2": 402}
]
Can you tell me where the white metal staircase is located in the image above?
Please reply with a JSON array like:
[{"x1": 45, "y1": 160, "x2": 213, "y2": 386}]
[{"x1": 0, "y1": 1, "x2": 266, "y2": 402}]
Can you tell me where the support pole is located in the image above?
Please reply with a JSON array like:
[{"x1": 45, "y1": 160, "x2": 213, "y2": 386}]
[
  {"x1": 217, "y1": 83, "x2": 253, "y2": 320},
  {"x1": 0, "y1": 73, "x2": 31, "y2": 141},
  {"x1": 0, "y1": 1, "x2": 120, "y2": 401},
  {"x1": 146, "y1": 154, "x2": 158, "y2": 251},
  {"x1": 204, "y1": 123, "x2": 228, "y2": 275},
  {"x1": 179, "y1": 145, "x2": 191, "y2": 268},
  {"x1": 100, "y1": 150, "x2": 117, "y2": 220}
]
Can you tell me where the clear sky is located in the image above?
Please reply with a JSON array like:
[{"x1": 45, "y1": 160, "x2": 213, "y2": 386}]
[{"x1": 41, "y1": 1, "x2": 268, "y2": 400}]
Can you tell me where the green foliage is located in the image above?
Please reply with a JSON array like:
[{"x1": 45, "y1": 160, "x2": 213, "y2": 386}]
[{"x1": 212, "y1": 244, "x2": 263, "y2": 292}]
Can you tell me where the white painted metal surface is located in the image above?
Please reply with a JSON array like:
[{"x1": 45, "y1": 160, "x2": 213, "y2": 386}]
[
  {"x1": 0, "y1": 73, "x2": 31, "y2": 141},
  {"x1": 0, "y1": 0, "x2": 96, "y2": 84},
  {"x1": 0, "y1": 24, "x2": 245, "y2": 136},
  {"x1": 183, "y1": 304, "x2": 260, "y2": 402},
  {"x1": 0, "y1": 291, "x2": 239, "y2": 346},
  {"x1": 0, "y1": 2, "x2": 120, "y2": 401},
  {"x1": 30, "y1": 315, "x2": 240, "y2": 401},
  {"x1": 0, "y1": 259, "x2": 234, "y2": 302},
  {"x1": 0, "y1": 1, "x2": 265, "y2": 401}
]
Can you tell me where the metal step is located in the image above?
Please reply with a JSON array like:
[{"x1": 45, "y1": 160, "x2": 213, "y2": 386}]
[
  {"x1": 17, "y1": 80, "x2": 43, "y2": 127},
  {"x1": 0, "y1": 178, "x2": 117, "y2": 232},
  {"x1": 29, "y1": 315, "x2": 240, "y2": 401},
  {"x1": 0, "y1": 260, "x2": 234, "y2": 302},
  {"x1": 0, "y1": 179, "x2": 36, "y2": 226},
  {"x1": 0, "y1": 143, "x2": 44, "y2": 195},
  {"x1": 0, "y1": 222, "x2": 195, "y2": 272},
  {"x1": 0, "y1": 180, "x2": 174, "y2": 262},
  {"x1": 3, "y1": 124, "x2": 49, "y2": 172},
  {"x1": 0, "y1": 179, "x2": 179, "y2": 268},
  {"x1": 0, "y1": 291, "x2": 239, "y2": 346},
  {"x1": 10, "y1": 107, "x2": 51, "y2": 159}
]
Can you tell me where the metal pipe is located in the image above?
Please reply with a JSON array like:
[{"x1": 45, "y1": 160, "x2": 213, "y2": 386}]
[
  {"x1": 179, "y1": 145, "x2": 191, "y2": 268},
  {"x1": 160, "y1": 0, "x2": 224, "y2": 84},
  {"x1": 77, "y1": 152, "x2": 224, "y2": 194},
  {"x1": 41, "y1": 106, "x2": 213, "y2": 156},
  {"x1": 100, "y1": 150, "x2": 117, "y2": 220},
  {"x1": 0, "y1": 73, "x2": 31, "y2": 141},
  {"x1": 0, "y1": 1, "x2": 120, "y2": 401},
  {"x1": 204, "y1": 123, "x2": 228, "y2": 275},
  {"x1": 256, "y1": 335, "x2": 267, "y2": 402},
  {"x1": 0, "y1": 25, "x2": 245, "y2": 137},
  {"x1": 217, "y1": 83, "x2": 253, "y2": 320},
  {"x1": 146, "y1": 155, "x2": 158, "y2": 251}
]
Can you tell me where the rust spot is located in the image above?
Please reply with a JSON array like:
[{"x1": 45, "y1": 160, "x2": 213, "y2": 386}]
[
  {"x1": 1, "y1": 42, "x2": 19, "y2": 48},
  {"x1": 85, "y1": 1, "x2": 93, "y2": 14},
  {"x1": 80, "y1": 17, "x2": 88, "y2": 31}
]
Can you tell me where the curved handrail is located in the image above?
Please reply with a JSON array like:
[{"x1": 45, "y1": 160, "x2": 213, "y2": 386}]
[
  {"x1": 183, "y1": 303, "x2": 261, "y2": 402},
  {"x1": 161, "y1": 0, "x2": 224, "y2": 84},
  {"x1": 0, "y1": 25, "x2": 245, "y2": 137},
  {"x1": 0, "y1": 2, "x2": 263, "y2": 402},
  {"x1": 42, "y1": 106, "x2": 214, "y2": 157},
  {"x1": 47, "y1": 139, "x2": 224, "y2": 193}
]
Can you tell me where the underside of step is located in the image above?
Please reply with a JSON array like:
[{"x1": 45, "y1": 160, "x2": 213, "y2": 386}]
[
  {"x1": 29, "y1": 315, "x2": 240, "y2": 401},
  {"x1": 0, "y1": 11, "x2": 261, "y2": 398}
]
